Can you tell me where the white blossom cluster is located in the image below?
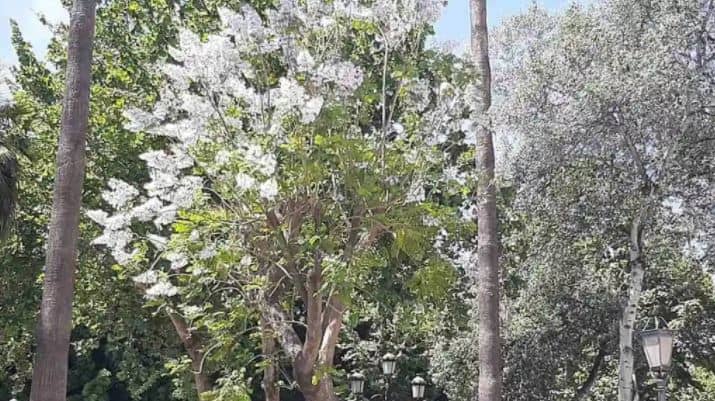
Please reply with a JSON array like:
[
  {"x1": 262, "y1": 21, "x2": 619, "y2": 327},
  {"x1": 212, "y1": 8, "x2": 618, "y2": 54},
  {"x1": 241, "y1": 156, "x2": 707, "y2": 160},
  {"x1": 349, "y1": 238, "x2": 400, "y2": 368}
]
[{"x1": 88, "y1": 0, "x2": 460, "y2": 297}]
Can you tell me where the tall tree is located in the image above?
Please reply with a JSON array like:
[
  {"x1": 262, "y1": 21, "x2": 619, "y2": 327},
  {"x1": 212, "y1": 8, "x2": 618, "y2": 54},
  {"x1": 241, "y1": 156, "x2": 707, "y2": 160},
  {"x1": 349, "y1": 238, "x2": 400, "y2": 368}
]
[
  {"x1": 29, "y1": 0, "x2": 96, "y2": 400},
  {"x1": 487, "y1": 2, "x2": 715, "y2": 400},
  {"x1": 469, "y1": 0, "x2": 502, "y2": 400},
  {"x1": 87, "y1": 1, "x2": 471, "y2": 401}
]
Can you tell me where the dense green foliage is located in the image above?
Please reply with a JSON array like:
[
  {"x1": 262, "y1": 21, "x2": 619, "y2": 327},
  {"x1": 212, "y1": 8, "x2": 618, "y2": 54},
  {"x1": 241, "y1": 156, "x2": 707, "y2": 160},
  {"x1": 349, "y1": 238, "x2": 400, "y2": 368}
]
[{"x1": 1, "y1": 0, "x2": 714, "y2": 401}]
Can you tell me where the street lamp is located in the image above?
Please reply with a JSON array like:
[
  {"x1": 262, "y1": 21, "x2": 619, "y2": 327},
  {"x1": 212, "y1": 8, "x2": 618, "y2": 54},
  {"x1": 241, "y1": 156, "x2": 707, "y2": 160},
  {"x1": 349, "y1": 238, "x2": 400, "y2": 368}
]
[
  {"x1": 639, "y1": 325, "x2": 675, "y2": 401},
  {"x1": 349, "y1": 372, "x2": 366, "y2": 396},
  {"x1": 382, "y1": 353, "x2": 397, "y2": 376},
  {"x1": 411, "y1": 376, "x2": 426, "y2": 400},
  {"x1": 381, "y1": 353, "x2": 397, "y2": 401}
]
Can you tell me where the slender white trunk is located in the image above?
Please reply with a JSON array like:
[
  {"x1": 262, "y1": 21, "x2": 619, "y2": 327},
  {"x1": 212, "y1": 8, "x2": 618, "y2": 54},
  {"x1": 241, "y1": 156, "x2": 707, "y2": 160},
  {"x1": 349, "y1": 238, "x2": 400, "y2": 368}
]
[{"x1": 618, "y1": 212, "x2": 646, "y2": 401}]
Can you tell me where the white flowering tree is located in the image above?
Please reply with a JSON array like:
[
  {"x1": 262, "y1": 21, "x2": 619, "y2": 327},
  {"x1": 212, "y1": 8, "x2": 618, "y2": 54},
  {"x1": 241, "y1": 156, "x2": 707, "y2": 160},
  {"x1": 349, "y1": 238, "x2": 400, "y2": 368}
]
[{"x1": 88, "y1": 0, "x2": 480, "y2": 399}]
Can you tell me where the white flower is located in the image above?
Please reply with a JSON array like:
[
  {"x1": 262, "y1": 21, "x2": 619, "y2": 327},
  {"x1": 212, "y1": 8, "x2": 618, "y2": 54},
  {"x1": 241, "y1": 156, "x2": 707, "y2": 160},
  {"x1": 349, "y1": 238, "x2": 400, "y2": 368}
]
[
  {"x1": 316, "y1": 61, "x2": 363, "y2": 92},
  {"x1": 104, "y1": 214, "x2": 131, "y2": 230},
  {"x1": 131, "y1": 197, "x2": 163, "y2": 222},
  {"x1": 684, "y1": 238, "x2": 708, "y2": 260},
  {"x1": 182, "y1": 305, "x2": 203, "y2": 319},
  {"x1": 235, "y1": 173, "x2": 256, "y2": 190},
  {"x1": 102, "y1": 179, "x2": 139, "y2": 209},
  {"x1": 392, "y1": 122, "x2": 405, "y2": 135},
  {"x1": 112, "y1": 248, "x2": 138, "y2": 266},
  {"x1": 171, "y1": 176, "x2": 203, "y2": 208},
  {"x1": 244, "y1": 145, "x2": 277, "y2": 176},
  {"x1": 133, "y1": 270, "x2": 160, "y2": 285},
  {"x1": 93, "y1": 228, "x2": 132, "y2": 249},
  {"x1": 319, "y1": 16, "x2": 335, "y2": 27},
  {"x1": 260, "y1": 179, "x2": 279, "y2": 200},
  {"x1": 198, "y1": 245, "x2": 217, "y2": 260},
  {"x1": 459, "y1": 202, "x2": 477, "y2": 221},
  {"x1": 215, "y1": 150, "x2": 231, "y2": 165},
  {"x1": 145, "y1": 281, "x2": 179, "y2": 299},
  {"x1": 86, "y1": 210, "x2": 109, "y2": 226},
  {"x1": 301, "y1": 96, "x2": 324, "y2": 123},
  {"x1": 165, "y1": 251, "x2": 189, "y2": 270},
  {"x1": 154, "y1": 204, "x2": 178, "y2": 227},
  {"x1": 296, "y1": 49, "x2": 315, "y2": 71},
  {"x1": 140, "y1": 148, "x2": 193, "y2": 173},
  {"x1": 439, "y1": 82, "x2": 453, "y2": 96},
  {"x1": 147, "y1": 234, "x2": 169, "y2": 250},
  {"x1": 406, "y1": 181, "x2": 426, "y2": 203},
  {"x1": 258, "y1": 155, "x2": 277, "y2": 175},
  {"x1": 663, "y1": 196, "x2": 684, "y2": 215},
  {"x1": 123, "y1": 107, "x2": 157, "y2": 132},
  {"x1": 463, "y1": 130, "x2": 476, "y2": 146},
  {"x1": 273, "y1": 77, "x2": 307, "y2": 118}
]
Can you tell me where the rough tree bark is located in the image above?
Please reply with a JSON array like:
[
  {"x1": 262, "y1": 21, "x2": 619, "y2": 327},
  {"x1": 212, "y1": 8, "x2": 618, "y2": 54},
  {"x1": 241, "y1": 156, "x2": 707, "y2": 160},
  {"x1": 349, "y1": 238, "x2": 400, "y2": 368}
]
[
  {"x1": 260, "y1": 317, "x2": 280, "y2": 401},
  {"x1": 168, "y1": 312, "x2": 213, "y2": 395},
  {"x1": 469, "y1": 0, "x2": 503, "y2": 400},
  {"x1": 29, "y1": 1, "x2": 95, "y2": 400}
]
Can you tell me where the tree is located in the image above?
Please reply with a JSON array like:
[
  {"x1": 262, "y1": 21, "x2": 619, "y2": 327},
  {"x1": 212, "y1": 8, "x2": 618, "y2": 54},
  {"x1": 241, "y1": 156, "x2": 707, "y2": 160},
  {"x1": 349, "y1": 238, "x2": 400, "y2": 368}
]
[
  {"x1": 489, "y1": 1, "x2": 715, "y2": 400},
  {"x1": 432, "y1": 2, "x2": 715, "y2": 400},
  {"x1": 469, "y1": 0, "x2": 502, "y2": 400},
  {"x1": 88, "y1": 1, "x2": 478, "y2": 401},
  {"x1": 29, "y1": 0, "x2": 96, "y2": 400}
]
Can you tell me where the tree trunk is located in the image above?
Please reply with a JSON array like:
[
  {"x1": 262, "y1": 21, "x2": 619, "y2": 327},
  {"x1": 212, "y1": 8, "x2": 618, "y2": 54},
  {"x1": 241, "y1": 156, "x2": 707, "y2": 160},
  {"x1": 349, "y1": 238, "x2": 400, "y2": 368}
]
[
  {"x1": 167, "y1": 312, "x2": 213, "y2": 395},
  {"x1": 29, "y1": 1, "x2": 95, "y2": 400},
  {"x1": 261, "y1": 317, "x2": 280, "y2": 401},
  {"x1": 469, "y1": 0, "x2": 502, "y2": 400},
  {"x1": 618, "y1": 213, "x2": 646, "y2": 401},
  {"x1": 292, "y1": 297, "x2": 343, "y2": 401}
]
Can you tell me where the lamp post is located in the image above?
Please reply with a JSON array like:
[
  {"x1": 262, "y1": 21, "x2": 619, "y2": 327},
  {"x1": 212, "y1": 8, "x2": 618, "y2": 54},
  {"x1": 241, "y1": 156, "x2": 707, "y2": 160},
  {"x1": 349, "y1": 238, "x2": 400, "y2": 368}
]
[
  {"x1": 639, "y1": 324, "x2": 675, "y2": 401},
  {"x1": 349, "y1": 372, "x2": 366, "y2": 398},
  {"x1": 382, "y1": 353, "x2": 397, "y2": 376},
  {"x1": 382, "y1": 353, "x2": 397, "y2": 401},
  {"x1": 348, "y1": 368, "x2": 427, "y2": 401},
  {"x1": 411, "y1": 376, "x2": 426, "y2": 400}
]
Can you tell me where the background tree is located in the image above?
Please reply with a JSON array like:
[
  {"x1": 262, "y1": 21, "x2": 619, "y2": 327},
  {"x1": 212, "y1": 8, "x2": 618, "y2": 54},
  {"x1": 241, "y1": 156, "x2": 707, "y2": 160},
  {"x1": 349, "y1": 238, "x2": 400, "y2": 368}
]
[{"x1": 432, "y1": 2, "x2": 715, "y2": 401}]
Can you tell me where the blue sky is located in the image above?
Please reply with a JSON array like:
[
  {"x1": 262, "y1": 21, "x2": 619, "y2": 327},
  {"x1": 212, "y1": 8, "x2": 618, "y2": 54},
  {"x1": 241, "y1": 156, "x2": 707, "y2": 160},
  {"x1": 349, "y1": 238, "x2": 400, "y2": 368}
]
[
  {"x1": 435, "y1": 0, "x2": 574, "y2": 46},
  {"x1": 0, "y1": 0, "x2": 574, "y2": 65}
]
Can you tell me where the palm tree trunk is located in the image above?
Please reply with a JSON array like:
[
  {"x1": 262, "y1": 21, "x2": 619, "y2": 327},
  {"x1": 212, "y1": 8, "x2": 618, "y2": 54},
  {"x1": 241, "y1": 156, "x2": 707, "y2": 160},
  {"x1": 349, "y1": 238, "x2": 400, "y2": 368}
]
[
  {"x1": 29, "y1": 1, "x2": 95, "y2": 400},
  {"x1": 469, "y1": 0, "x2": 503, "y2": 400}
]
